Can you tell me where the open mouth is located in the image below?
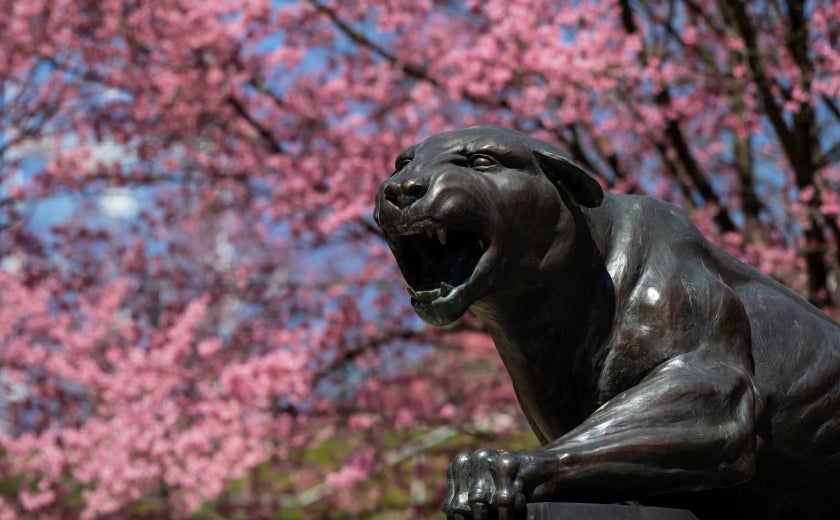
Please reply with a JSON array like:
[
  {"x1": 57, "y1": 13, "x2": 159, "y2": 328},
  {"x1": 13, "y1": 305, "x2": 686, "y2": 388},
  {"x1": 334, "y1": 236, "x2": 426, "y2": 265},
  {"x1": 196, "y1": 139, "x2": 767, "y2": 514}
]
[{"x1": 387, "y1": 221, "x2": 486, "y2": 304}]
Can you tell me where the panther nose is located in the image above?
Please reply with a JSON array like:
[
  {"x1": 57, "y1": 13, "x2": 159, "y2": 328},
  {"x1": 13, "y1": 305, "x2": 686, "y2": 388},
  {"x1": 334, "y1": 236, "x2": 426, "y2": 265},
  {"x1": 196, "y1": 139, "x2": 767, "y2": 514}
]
[{"x1": 383, "y1": 179, "x2": 428, "y2": 209}]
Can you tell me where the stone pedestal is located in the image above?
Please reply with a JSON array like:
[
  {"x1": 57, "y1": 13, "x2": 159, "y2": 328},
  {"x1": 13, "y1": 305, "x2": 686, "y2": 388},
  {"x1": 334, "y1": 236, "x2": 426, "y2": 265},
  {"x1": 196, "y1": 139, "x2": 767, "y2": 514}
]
[{"x1": 526, "y1": 502, "x2": 698, "y2": 519}]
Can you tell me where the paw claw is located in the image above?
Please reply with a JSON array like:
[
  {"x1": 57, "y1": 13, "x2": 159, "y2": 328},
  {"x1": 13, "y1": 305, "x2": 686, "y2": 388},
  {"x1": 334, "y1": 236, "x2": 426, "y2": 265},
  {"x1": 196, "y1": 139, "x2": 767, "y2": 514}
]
[{"x1": 441, "y1": 449, "x2": 536, "y2": 519}]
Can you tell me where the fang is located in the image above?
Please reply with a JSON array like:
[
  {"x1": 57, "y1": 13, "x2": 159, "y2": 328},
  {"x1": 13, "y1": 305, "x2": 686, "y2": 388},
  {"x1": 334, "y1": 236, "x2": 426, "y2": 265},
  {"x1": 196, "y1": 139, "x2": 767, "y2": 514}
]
[{"x1": 437, "y1": 227, "x2": 447, "y2": 245}]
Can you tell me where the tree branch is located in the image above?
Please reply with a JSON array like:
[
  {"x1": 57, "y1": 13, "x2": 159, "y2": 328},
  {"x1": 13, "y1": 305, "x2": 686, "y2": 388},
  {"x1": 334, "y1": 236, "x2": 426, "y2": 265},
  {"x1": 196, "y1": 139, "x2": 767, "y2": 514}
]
[
  {"x1": 664, "y1": 117, "x2": 737, "y2": 231},
  {"x1": 226, "y1": 94, "x2": 284, "y2": 154},
  {"x1": 817, "y1": 141, "x2": 840, "y2": 171},
  {"x1": 311, "y1": 0, "x2": 512, "y2": 112},
  {"x1": 310, "y1": 1, "x2": 440, "y2": 87},
  {"x1": 619, "y1": 2, "x2": 736, "y2": 231},
  {"x1": 718, "y1": 1, "x2": 797, "y2": 178},
  {"x1": 783, "y1": 0, "x2": 818, "y2": 186}
]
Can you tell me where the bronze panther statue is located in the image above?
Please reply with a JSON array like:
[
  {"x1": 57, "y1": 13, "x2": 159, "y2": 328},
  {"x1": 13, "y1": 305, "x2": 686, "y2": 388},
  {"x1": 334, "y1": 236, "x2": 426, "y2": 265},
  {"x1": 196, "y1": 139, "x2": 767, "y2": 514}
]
[{"x1": 373, "y1": 126, "x2": 840, "y2": 519}]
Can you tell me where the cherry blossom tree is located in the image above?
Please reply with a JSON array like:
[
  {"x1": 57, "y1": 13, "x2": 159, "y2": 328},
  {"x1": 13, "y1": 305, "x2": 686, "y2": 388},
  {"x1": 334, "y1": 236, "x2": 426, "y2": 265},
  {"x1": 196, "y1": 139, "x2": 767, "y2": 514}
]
[{"x1": 1, "y1": 0, "x2": 838, "y2": 517}]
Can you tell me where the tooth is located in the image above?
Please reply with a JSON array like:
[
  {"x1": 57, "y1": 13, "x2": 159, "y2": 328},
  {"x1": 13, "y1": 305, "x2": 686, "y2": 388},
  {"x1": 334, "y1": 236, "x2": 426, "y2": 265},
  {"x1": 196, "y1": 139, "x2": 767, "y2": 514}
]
[
  {"x1": 440, "y1": 282, "x2": 453, "y2": 296},
  {"x1": 436, "y1": 227, "x2": 447, "y2": 245},
  {"x1": 413, "y1": 288, "x2": 440, "y2": 303},
  {"x1": 426, "y1": 229, "x2": 434, "y2": 238},
  {"x1": 478, "y1": 239, "x2": 485, "y2": 250}
]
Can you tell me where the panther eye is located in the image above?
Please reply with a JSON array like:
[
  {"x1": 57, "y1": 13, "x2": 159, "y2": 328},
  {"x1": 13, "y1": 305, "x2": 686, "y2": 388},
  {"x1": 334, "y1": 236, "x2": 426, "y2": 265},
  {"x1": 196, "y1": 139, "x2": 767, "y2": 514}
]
[
  {"x1": 393, "y1": 157, "x2": 412, "y2": 175},
  {"x1": 469, "y1": 155, "x2": 496, "y2": 169}
]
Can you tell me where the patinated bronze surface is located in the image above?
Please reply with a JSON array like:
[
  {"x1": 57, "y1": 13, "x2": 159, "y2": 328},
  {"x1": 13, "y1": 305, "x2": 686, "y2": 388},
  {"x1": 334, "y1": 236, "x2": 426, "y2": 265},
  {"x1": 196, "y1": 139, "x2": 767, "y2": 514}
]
[{"x1": 373, "y1": 126, "x2": 840, "y2": 519}]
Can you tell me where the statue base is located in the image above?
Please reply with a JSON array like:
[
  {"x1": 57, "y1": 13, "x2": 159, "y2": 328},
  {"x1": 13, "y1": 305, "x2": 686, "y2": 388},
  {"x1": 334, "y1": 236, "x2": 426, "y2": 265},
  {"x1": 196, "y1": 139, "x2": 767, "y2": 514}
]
[{"x1": 527, "y1": 502, "x2": 698, "y2": 519}]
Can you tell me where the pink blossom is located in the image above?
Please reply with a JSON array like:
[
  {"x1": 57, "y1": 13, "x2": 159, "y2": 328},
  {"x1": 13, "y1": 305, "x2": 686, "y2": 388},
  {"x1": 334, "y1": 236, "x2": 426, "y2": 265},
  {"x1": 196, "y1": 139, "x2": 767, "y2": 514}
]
[{"x1": 0, "y1": 0, "x2": 838, "y2": 517}]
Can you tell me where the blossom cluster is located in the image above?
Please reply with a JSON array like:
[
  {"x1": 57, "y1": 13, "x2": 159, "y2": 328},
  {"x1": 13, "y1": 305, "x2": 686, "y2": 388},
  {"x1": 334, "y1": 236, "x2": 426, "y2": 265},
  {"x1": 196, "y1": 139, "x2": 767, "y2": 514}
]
[{"x1": 1, "y1": 0, "x2": 838, "y2": 517}]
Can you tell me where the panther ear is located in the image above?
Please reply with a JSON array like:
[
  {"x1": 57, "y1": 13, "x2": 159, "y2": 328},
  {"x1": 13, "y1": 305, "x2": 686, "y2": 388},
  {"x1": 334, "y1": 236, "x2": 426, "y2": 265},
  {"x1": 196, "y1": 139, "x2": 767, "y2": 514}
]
[{"x1": 534, "y1": 148, "x2": 604, "y2": 208}]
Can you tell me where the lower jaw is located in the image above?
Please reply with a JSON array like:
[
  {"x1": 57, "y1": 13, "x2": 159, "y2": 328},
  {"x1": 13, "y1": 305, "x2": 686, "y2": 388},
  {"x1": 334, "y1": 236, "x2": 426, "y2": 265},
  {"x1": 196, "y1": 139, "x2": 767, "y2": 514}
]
[
  {"x1": 407, "y1": 282, "x2": 457, "y2": 303},
  {"x1": 411, "y1": 291, "x2": 469, "y2": 326}
]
